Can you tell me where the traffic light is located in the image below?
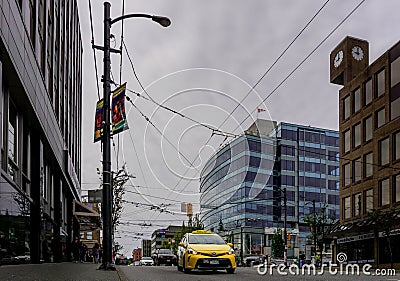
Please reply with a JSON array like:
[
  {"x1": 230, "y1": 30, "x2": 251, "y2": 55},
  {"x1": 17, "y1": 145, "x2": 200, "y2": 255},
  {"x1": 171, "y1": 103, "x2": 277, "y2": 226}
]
[
  {"x1": 309, "y1": 224, "x2": 313, "y2": 233},
  {"x1": 287, "y1": 234, "x2": 291, "y2": 241}
]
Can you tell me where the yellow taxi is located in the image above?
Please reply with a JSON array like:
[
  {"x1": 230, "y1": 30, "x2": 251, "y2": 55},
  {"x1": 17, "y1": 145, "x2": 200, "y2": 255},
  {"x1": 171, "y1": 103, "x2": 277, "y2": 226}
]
[{"x1": 176, "y1": 230, "x2": 236, "y2": 274}]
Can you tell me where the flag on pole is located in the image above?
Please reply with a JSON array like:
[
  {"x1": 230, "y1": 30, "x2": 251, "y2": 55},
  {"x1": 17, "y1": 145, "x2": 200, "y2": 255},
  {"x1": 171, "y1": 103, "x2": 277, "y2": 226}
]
[
  {"x1": 257, "y1": 108, "x2": 266, "y2": 113},
  {"x1": 94, "y1": 99, "x2": 104, "y2": 143},
  {"x1": 111, "y1": 83, "x2": 129, "y2": 135}
]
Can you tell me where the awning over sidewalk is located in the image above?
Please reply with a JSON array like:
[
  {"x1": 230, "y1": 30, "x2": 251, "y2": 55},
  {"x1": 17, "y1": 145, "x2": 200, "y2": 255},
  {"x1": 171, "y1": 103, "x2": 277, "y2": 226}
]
[{"x1": 73, "y1": 200, "x2": 101, "y2": 231}]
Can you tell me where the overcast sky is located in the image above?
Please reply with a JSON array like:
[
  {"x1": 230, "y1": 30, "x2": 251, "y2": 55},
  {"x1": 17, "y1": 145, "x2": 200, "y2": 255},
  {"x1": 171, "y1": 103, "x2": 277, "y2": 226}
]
[{"x1": 77, "y1": 0, "x2": 400, "y2": 255}]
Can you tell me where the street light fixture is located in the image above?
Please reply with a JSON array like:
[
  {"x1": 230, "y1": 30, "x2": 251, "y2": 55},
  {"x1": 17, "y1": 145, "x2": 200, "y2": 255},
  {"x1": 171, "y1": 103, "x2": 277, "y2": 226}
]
[{"x1": 95, "y1": 2, "x2": 170, "y2": 270}]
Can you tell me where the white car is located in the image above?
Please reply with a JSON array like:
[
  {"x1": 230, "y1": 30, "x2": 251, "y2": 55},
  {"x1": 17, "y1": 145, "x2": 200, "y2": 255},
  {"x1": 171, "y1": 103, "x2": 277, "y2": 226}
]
[{"x1": 140, "y1": 257, "x2": 154, "y2": 266}]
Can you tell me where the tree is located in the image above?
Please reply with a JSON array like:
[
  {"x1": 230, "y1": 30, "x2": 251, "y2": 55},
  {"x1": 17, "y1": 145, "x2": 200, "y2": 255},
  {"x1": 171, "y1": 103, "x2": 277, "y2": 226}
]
[
  {"x1": 367, "y1": 207, "x2": 398, "y2": 268},
  {"x1": 111, "y1": 165, "x2": 133, "y2": 234},
  {"x1": 271, "y1": 228, "x2": 284, "y2": 258},
  {"x1": 302, "y1": 202, "x2": 337, "y2": 257},
  {"x1": 171, "y1": 214, "x2": 204, "y2": 254}
]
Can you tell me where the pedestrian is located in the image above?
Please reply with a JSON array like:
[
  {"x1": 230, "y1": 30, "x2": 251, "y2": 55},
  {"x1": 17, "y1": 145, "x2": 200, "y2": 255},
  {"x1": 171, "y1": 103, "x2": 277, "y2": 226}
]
[
  {"x1": 42, "y1": 238, "x2": 50, "y2": 263},
  {"x1": 80, "y1": 242, "x2": 87, "y2": 262},
  {"x1": 98, "y1": 246, "x2": 103, "y2": 264},
  {"x1": 72, "y1": 237, "x2": 80, "y2": 263},
  {"x1": 93, "y1": 243, "x2": 99, "y2": 264}
]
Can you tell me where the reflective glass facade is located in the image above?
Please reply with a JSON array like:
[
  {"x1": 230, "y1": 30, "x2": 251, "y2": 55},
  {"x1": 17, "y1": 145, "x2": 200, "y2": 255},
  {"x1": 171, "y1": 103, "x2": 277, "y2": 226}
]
[{"x1": 200, "y1": 121, "x2": 339, "y2": 255}]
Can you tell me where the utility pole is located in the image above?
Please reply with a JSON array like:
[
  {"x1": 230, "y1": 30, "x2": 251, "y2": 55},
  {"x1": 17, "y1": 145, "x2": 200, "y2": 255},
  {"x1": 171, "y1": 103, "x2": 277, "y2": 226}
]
[
  {"x1": 240, "y1": 225, "x2": 243, "y2": 265},
  {"x1": 313, "y1": 200, "x2": 316, "y2": 257},
  {"x1": 283, "y1": 188, "x2": 287, "y2": 267},
  {"x1": 96, "y1": 2, "x2": 170, "y2": 270},
  {"x1": 100, "y1": 1, "x2": 113, "y2": 270}
]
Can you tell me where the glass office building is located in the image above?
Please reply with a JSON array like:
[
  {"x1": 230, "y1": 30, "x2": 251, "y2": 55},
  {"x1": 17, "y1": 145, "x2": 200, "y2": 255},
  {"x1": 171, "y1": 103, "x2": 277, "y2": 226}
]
[{"x1": 200, "y1": 120, "x2": 339, "y2": 258}]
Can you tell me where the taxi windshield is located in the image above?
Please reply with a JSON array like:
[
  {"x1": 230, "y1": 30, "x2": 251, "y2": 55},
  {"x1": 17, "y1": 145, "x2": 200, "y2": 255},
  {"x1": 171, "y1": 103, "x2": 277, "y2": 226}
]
[{"x1": 189, "y1": 234, "x2": 226, "y2": 245}]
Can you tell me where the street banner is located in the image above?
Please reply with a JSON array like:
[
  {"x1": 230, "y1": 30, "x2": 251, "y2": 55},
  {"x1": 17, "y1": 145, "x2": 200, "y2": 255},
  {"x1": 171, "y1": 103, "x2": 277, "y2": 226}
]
[
  {"x1": 94, "y1": 99, "x2": 104, "y2": 143},
  {"x1": 112, "y1": 83, "x2": 129, "y2": 135}
]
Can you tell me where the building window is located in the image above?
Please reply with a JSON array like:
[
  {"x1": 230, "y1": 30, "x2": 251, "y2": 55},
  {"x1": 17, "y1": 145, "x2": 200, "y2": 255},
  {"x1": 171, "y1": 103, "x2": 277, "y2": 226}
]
[
  {"x1": 365, "y1": 189, "x2": 373, "y2": 213},
  {"x1": 80, "y1": 232, "x2": 85, "y2": 239},
  {"x1": 377, "y1": 69, "x2": 385, "y2": 97},
  {"x1": 364, "y1": 79, "x2": 372, "y2": 106},
  {"x1": 391, "y1": 94, "x2": 400, "y2": 120},
  {"x1": 364, "y1": 115, "x2": 372, "y2": 142},
  {"x1": 8, "y1": 102, "x2": 18, "y2": 181},
  {"x1": 379, "y1": 137, "x2": 390, "y2": 166},
  {"x1": 395, "y1": 132, "x2": 400, "y2": 161},
  {"x1": 391, "y1": 56, "x2": 400, "y2": 87},
  {"x1": 86, "y1": 232, "x2": 93, "y2": 240},
  {"x1": 376, "y1": 107, "x2": 385, "y2": 128},
  {"x1": 354, "y1": 87, "x2": 361, "y2": 113},
  {"x1": 353, "y1": 123, "x2": 361, "y2": 148},
  {"x1": 394, "y1": 175, "x2": 400, "y2": 203},
  {"x1": 343, "y1": 129, "x2": 350, "y2": 153},
  {"x1": 379, "y1": 178, "x2": 390, "y2": 206},
  {"x1": 343, "y1": 95, "x2": 350, "y2": 120},
  {"x1": 343, "y1": 197, "x2": 351, "y2": 219},
  {"x1": 22, "y1": 128, "x2": 31, "y2": 195},
  {"x1": 28, "y1": 0, "x2": 36, "y2": 46},
  {"x1": 343, "y1": 162, "x2": 351, "y2": 187},
  {"x1": 364, "y1": 152, "x2": 373, "y2": 178},
  {"x1": 353, "y1": 158, "x2": 362, "y2": 183},
  {"x1": 354, "y1": 193, "x2": 361, "y2": 217}
]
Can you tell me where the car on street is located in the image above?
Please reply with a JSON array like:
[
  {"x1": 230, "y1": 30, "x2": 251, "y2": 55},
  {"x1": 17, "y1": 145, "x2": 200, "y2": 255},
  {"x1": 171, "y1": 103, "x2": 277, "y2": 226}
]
[
  {"x1": 243, "y1": 255, "x2": 262, "y2": 267},
  {"x1": 140, "y1": 256, "x2": 154, "y2": 266},
  {"x1": 152, "y1": 249, "x2": 177, "y2": 266},
  {"x1": 176, "y1": 230, "x2": 236, "y2": 274},
  {"x1": 115, "y1": 255, "x2": 129, "y2": 265}
]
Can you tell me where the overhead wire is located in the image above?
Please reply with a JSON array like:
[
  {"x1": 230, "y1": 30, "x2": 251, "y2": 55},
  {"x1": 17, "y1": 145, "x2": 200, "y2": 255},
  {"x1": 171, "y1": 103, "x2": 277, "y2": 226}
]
[
  {"x1": 217, "y1": 0, "x2": 331, "y2": 133},
  {"x1": 160, "y1": 0, "x2": 336, "y2": 205},
  {"x1": 126, "y1": 96, "x2": 201, "y2": 173},
  {"x1": 232, "y1": 0, "x2": 367, "y2": 134}
]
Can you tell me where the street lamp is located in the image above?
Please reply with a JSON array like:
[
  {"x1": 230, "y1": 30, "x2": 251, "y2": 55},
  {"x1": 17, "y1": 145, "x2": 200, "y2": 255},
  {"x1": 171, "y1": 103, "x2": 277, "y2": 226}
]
[{"x1": 95, "y1": 2, "x2": 170, "y2": 270}]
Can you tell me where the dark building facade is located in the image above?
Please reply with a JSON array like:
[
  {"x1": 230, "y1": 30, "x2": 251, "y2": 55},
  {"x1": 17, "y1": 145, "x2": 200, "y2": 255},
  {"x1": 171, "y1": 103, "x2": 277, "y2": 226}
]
[
  {"x1": 200, "y1": 119, "x2": 339, "y2": 259},
  {"x1": 330, "y1": 36, "x2": 400, "y2": 266},
  {"x1": 0, "y1": 0, "x2": 82, "y2": 263}
]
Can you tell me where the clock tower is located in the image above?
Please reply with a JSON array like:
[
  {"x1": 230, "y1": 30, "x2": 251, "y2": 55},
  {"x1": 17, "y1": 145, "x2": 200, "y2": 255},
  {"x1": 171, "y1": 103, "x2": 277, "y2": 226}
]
[{"x1": 330, "y1": 36, "x2": 369, "y2": 85}]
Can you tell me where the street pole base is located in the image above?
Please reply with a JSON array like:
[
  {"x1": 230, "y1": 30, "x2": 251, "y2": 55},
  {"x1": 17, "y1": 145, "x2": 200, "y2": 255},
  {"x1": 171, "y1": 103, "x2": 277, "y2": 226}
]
[{"x1": 98, "y1": 262, "x2": 116, "y2": 271}]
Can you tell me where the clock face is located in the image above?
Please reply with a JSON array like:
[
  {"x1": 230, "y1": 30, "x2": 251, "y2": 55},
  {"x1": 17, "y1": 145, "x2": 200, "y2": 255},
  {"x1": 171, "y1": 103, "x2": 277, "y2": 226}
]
[
  {"x1": 334, "y1": 50, "x2": 344, "y2": 68},
  {"x1": 352, "y1": 45, "x2": 364, "y2": 61}
]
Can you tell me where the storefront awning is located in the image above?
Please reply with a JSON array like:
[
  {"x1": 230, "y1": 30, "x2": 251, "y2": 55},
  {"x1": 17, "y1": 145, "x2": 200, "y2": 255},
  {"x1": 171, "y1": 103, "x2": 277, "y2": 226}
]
[{"x1": 73, "y1": 200, "x2": 101, "y2": 231}]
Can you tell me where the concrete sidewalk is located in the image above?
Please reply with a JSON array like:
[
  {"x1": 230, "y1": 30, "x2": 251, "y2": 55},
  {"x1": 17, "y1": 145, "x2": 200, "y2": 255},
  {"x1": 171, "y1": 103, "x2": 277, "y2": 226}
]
[{"x1": 0, "y1": 262, "x2": 127, "y2": 281}]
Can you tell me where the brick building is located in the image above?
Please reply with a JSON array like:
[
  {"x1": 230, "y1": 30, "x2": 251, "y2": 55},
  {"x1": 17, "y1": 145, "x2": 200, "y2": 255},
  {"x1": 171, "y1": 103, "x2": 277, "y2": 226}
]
[{"x1": 330, "y1": 36, "x2": 400, "y2": 266}]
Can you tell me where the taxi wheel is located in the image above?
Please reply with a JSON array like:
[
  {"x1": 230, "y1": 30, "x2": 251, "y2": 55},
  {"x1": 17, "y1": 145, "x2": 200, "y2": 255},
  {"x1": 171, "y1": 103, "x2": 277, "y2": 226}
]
[
  {"x1": 226, "y1": 268, "x2": 235, "y2": 274},
  {"x1": 183, "y1": 257, "x2": 192, "y2": 274}
]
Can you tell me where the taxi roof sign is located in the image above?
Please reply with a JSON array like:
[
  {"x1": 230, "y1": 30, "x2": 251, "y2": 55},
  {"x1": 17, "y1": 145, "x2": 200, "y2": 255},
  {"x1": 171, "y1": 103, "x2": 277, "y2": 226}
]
[{"x1": 191, "y1": 230, "x2": 213, "y2": 234}]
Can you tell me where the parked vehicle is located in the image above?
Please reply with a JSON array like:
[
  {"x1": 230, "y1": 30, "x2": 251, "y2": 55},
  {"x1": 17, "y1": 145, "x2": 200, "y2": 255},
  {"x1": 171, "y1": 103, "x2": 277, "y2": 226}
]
[
  {"x1": 176, "y1": 230, "x2": 236, "y2": 274},
  {"x1": 243, "y1": 255, "x2": 262, "y2": 267},
  {"x1": 152, "y1": 249, "x2": 177, "y2": 266},
  {"x1": 140, "y1": 256, "x2": 154, "y2": 266},
  {"x1": 115, "y1": 255, "x2": 129, "y2": 265}
]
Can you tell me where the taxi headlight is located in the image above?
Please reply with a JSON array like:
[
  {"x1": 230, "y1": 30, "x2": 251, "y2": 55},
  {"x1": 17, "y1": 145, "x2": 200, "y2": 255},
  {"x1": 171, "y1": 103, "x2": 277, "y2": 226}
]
[{"x1": 187, "y1": 248, "x2": 197, "y2": 255}]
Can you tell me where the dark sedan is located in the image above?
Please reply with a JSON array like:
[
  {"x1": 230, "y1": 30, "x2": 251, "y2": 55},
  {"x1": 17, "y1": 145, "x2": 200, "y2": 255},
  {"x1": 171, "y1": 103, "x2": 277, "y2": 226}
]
[{"x1": 152, "y1": 249, "x2": 177, "y2": 266}]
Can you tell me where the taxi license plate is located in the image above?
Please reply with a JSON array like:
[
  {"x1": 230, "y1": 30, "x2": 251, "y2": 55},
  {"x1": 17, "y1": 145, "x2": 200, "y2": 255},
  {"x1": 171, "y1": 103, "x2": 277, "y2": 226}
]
[{"x1": 210, "y1": 260, "x2": 219, "y2": 265}]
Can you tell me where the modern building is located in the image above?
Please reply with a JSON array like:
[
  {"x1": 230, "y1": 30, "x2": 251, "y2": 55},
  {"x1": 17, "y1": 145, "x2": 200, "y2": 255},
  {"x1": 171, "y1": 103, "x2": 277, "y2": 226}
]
[
  {"x1": 200, "y1": 119, "x2": 340, "y2": 259},
  {"x1": 141, "y1": 239, "x2": 151, "y2": 258},
  {"x1": 150, "y1": 225, "x2": 181, "y2": 254},
  {"x1": 330, "y1": 36, "x2": 400, "y2": 266},
  {"x1": 0, "y1": 0, "x2": 82, "y2": 263}
]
